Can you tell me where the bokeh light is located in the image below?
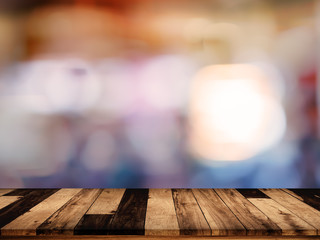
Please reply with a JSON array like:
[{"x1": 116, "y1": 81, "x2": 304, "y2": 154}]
[{"x1": 189, "y1": 64, "x2": 286, "y2": 161}]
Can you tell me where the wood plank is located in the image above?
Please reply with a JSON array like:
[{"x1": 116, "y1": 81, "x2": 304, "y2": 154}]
[
  {"x1": 248, "y1": 198, "x2": 317, "y2": 236},
  {"x1": 107, "y1": 189, "x2": 149, "y2": 235},
  {"x1": 237, "y1": 189, "x2": 269, "y2": 199},
  {"x1": 0, "y1": 190, "x2": 14, "y2": 197},
  {"x1": 74, "y1": 215, "x2": 113, "y2": 235},
  {"x1": 261, "y1": 189, "x2": 320, "y2": 233},
  {"x1": 284, "y1": 189, "x2": 320, "y2": 212},
  {"x1": 75, "y1": 189, "x2": 125, "y2": 235},
  {"x1": 1, "y1": 188, "x2": 319, "y2": 238},
  {"x1": 145, "y1": 189, "x2": 179, "y2": 236},
  {"x1": 3, "y1": 190, "x2": 36, "y2": 197},
  {"x1": 0, "y1": 236, "x2": 320, "y2": 240},
  {"x1": 2, "y1": 236, "x2": 320, "y2": 240},
  {"x1": 172, "y1": 189, "x2": 211, "y2": 236},
  {"x1": 214, "y1": 189, "x2": 281, "y2": 236},
  {"x1": 192, "y1": 189, "x2": 246, "y2": 236},
  {"x1": 37, "y1": 189, "x2": 102, "y2": 235},
  {"x1": 0, "y1": 197, "x2": 21, "y2": 210},
  {"x1": 0, "y1": 189, "x2": 59, "y2": 232},
  {"x1": 282, "y1": 189, "x2": 304, "y2": 201},
  {"x1": 2, "y1": 189, "x2": 82, "y2": 236},
  {"x1": 86, "y1": 189, "x2": 125, "y2": 214}
]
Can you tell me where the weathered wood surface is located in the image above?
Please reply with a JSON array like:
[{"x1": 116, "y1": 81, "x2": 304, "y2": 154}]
[
  {"x1": 0, "y1": 189, "x2": 59, "y2": 232},
  {"x1": 106, "y1": 189, "x2": 148, "y2": 235},
  {"x1": 74, "y1": 189, "x2": 126, "y2": 235},
  {"x1": 0, "y1": 190, "x2": 14, "y2": 197},
  {"x1": 261, "y1": 189, "x2": 320, "y2": 233},
  {"x1": 145, "y1": 189, "x2": 179, "y2": 236},
  {"x1": 172, "y1": 189, "x2": 211, "y2": 236},
  {"x1": 0, "y1": 189, "x2": 319, "y2": 238},
  {"x1": 248, "y1": 198, "x2": 316, "y2": 236},
  {"x1": 215, "y1": 189, "x2": 281, "y2": 236},
  {"x1": 192, "y1": 189, "x2": 246, "y2": 236},
  {"x1": 37, "y1": 189, "x2": 102, "y2": 235},
  {"x1": 2, "y1": 189, "x2": 81, "y2": 236}
]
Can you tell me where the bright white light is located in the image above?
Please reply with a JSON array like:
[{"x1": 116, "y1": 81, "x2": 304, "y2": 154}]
[{"x1": 189, "y1": 64, "x2": 286, "y2": 161}]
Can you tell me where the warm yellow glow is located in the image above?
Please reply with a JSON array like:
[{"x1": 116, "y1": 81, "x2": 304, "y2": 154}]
[{"x1": 189, "y1": 64, "x2": 286, "y2": 161}]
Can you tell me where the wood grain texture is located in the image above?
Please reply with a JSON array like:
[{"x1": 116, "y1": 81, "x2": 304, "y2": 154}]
[
  {"x1": 37, "y1": 189, "x2": 102, "y2": 235},
  {"x1": 0, "y1": 197, "x2": 21, "y2": 210},
  {"x1": 86, "y1": 189, "x2": 125, "y2": 215},
  {"x1": 0, "y1": 189, "x2": 59, "y2": 231},
  {"x1": 75, "y1": 189, "x2": 125, "y2": 235},
  {"x1": 0, "y1": 190, "x2": 14, "y2": 197},
  {"x1": 145, "y1": 189, "x2": 179, "y2": 236},
  {"x1": 214, "y1": 189, "x2": 281, "y2": 236},
  {"x1": 1, "y1": 237, "x2": 320, "y2": 240},
  {"x1": 285, "y1": 189, "x2": 320, "y2": 212},
  {"x1": 192, "y1": 189, "x2": 246, "y2": 236},
  {"x1": 0, "y1": 188, "x2": 319, "y2": 237},
  {"x1": 106, "y1": 189, "x2": 148, "y2": 235},
  {"x1": 74, "y1": 215, "x2": 113, "y2": 235},
  {"x1": 261, "y1": 189, "x2": 320, "y2": 233},
  {"x1": 282, "y1": 189, "x2": 304, "y2": 201},
  {"x1": 172, "y1": 189, "x2": 211, "y2": 236},
  {"x1": 248, "y1": 198, "x2": 316, "y2": 236},
  {"x1": 105, "y1": 189, "x2": 148, "y2": 235},
  {"x1": 3, "y1": 190, "x2": 36, "y2": 197},
  {"x1": 2, "y1": 189, "x2": 82, "y2": 236}
]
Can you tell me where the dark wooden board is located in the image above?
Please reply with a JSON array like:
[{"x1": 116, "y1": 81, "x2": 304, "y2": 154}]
[
  {"x1": 237, "y1": 189, "x2": 270, "y2": 199},
  {"x1": 107, "y1": 189, "x2": 149, "y2": 235},
  {"x1": 3, "y1": 190, "x2": 39, "y2": 197},
  {"x1": 74, "y1": 215, "x2": 113, "y2": 235}
]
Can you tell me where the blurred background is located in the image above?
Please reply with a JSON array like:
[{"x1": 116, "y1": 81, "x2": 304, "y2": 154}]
[{"x1": 0, "y1": 0, "x2": 318, "y2": 188}]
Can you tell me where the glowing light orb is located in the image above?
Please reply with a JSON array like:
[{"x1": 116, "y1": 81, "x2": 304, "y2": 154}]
[{"x1": 189, "y1": 64, "x2": 286, "y2": 161}]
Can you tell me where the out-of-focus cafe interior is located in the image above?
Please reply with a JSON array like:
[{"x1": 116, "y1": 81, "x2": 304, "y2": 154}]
[{"x1": 0, "y1": 0, "x2": 318, "y2": 188}]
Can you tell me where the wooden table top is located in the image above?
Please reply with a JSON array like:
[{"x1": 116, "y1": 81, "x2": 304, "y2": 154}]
[{"x1": 0, "y1": 188, "x2": 320, "y2": 239}]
